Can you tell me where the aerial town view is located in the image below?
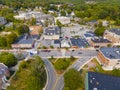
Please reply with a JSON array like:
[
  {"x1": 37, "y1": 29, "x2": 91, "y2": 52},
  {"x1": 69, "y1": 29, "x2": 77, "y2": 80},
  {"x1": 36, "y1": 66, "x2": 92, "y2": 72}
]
[{"x1": 0, "y1": 0, "x2": 120, "y2": 90}]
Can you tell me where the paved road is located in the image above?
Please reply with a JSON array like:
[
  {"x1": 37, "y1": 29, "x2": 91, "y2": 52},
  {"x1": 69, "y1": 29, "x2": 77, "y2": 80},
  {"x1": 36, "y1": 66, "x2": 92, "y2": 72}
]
[
  {"x1": 0, "y1": 49, "x2": 97, "y2": 90},
  {"x1": 54, "y1": 51, "x2": 97, "y2": 90},
  {"x1": 42, "y1": 58, "x2": 56, "y2": 90}
]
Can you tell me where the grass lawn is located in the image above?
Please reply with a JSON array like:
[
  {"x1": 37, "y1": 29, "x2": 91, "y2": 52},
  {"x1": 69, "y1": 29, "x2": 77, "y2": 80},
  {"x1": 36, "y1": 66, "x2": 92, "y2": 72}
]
[
  {"x1": 7, "y1": 56, "x2": 46, "y2": 90},
  {"x1": 49, "y1": 56, "x2": 76, "y2": 74}
]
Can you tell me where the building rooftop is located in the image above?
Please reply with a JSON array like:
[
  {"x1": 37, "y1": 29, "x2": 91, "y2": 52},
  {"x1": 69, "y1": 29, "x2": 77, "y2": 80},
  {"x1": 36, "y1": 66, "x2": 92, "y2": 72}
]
[
  {"x1": 110, "y1": 28, "x2": 120, "y2": 35},
  {"x1": 70, "y1": 38, "x2": 90, "y2": 48},
  {"x1": 84, "y1": 31, "x2": 96, "y2": 38},
  {"x1": 91, "y1": 38, "x2": 111, "y2": 43},
  {"x1": 13, "y1": 35, "x2": 38, "y2": 44},
  {"x1": 44, "y1": 26, "x2": 60, "y2": 35},
  {"x1": 86, "y1": 72, "x2": 120, "y2": 90},
  {"x1": 100, "y1": 47, "x2": 120, "y2": 59}
]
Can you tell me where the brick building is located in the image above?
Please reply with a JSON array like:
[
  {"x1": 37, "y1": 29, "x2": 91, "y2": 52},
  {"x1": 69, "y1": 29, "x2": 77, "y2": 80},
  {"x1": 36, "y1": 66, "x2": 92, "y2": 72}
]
[
  {"x1": 104, "y1": 29, "x2": 120, "y2": 45},
  {"x1": 98, "y1": 47, "x2": 120, "y2": 70}
]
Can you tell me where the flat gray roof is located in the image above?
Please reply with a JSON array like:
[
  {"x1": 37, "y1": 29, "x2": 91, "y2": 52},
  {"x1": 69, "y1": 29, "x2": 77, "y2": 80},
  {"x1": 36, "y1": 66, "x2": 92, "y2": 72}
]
[
  {"x1": 100, "y1": 47, "x2": 120, "y2": 59},
  {"x1": 87, "y1": 72, "x2": 120, "y2": 90}
]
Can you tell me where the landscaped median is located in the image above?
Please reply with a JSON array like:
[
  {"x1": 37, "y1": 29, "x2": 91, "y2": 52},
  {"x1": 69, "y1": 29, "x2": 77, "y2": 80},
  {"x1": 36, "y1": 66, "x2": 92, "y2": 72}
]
[
  {"x1": 6, "y1": 56, "x2": 47, "y2": 90},
  {"x1": 49, "y1": 56, "x2": 76, "y2": 74}
]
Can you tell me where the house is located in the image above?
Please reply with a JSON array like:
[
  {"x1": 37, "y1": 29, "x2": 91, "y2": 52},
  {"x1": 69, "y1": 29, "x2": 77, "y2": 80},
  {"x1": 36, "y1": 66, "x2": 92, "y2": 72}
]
[
  {"x1": 90, "y1": 37, "x2": 112, "y2": 48},
  {"x1": 55, "y1": 16, "x2": 70, "y2": 25},
  {"x1": 0, "y1": 17, "x2": 6, "y2": 25},
  {"x1": 98, "y1": 47, "x2": 120, "y2": 70},
  {"x1": 61, "y1": 39, "x2": 70, "y2": 48},
  {"x1": 29, "y1": 26, "x2": 42, "y2": 35},
  {"x1": 0, "y1": 63, "x2": 10, "y2": 90},
  {"x1": 84, "y1": 31, "x2": 96, "y2": 40},
  {"x1": 43, "y1": 26, "x2": 60, "y2": 40},
  {"x1": 87, "y1": 20, "x2": 98, "y2": 26},
  {"x1": 70, "y1": 38, "x2": 90, "y2": 48},
  {"x1": 12, "y1": 34, "x2": 38, "y2": 49},
  {"x1": 102, "y1": 20, "x2": 109, "y2": 27},
  {"x1": 85, "y1": 72, "x2": 120, "y2": 90},
  {"x1": 14, "y1": 11, "x2": 54, "y2": 25},
  {"x1": 104, "y1": 28, "x2": 120, "y2": 45}
]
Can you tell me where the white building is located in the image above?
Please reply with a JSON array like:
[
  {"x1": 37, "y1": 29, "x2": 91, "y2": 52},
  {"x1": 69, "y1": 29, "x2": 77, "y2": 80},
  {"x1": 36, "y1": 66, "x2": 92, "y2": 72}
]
[
  {"x1": 0, "y1": 17, "x2": 6, "y2": 25},
  {"x1": 102, "y1": 20, "x2": 109, "y2": 27},
  {"x1": 61, "y1": 39, "x2": 70, "y2": 48},
  {"x1": 55, "y1": 16, "x2": 70, "y2": 25}
]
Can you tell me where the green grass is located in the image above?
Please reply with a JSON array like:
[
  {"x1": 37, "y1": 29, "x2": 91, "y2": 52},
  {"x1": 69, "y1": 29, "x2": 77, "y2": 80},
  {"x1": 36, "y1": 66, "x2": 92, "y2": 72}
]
[
  {"x1": 51, "y1": 57, "x2": 76, "y2": 74},
  {"x1": 7, "y1": 56, "x2": 46, "y2": 90}
]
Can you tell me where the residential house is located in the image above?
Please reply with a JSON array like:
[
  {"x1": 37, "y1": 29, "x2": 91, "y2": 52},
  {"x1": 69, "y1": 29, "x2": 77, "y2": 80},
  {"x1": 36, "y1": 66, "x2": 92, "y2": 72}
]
[
  {"x1": 43, "y1": 26, "x2": 60, "y2": 40},
  {"x1": 12, "y1": 34, "x2": 38, "y2": 49},
  {"x1": 104, "y1": 28, "x2": 120, "y2": 45},
  {"x1": 87, "y1": 20, "x2": 98, "y2": 26},
  {"x1": 14, "y1": 11, "x2": 54, "y2": 25}
]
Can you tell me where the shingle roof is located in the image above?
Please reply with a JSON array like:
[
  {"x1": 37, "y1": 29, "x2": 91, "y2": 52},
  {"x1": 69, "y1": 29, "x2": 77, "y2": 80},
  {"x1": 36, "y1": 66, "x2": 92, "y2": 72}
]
[
  {"x1": 91, "y1": 38, "x2": 111, "y2": 43},
  {"x1": 70, "y1": 38, "x2": 90, "y2": 48},
  {"x1": 14, "y1": 35, "x2": 37, "y2": 44},
  {"x1": 110, "y1": 28, "x2": 120, "y2": 35},
  {"x1": 100, "y1": 47, "x2": 120, "y2": 59},
  {"x1": 87, "y1": 72, "x2": 120, "y2": 90},
  {"x1": 44, "y1": 26, "x2": 60, "y2": 35}
]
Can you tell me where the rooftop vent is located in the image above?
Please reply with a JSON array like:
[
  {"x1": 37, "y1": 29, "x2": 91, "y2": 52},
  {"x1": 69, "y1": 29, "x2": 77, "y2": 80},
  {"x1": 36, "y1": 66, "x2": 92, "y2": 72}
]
[{"x1": 93, "y1": 88, "x2": 97, "y2": 90}]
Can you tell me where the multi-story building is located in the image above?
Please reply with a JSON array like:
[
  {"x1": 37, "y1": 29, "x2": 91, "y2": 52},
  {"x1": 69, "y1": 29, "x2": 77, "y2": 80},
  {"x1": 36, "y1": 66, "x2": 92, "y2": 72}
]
[
  {"x1": 104, "y1": 29, "x2": 120, "y2": 45},
  {"x1": 90, "y1": 37, "x2": 112, "y2": 48},
  {"x1": 43, "y1": 26, "x2": 60, "y2": 40},
  {"x1": 0, "y1": 17, "x2": 6, "y2": 25},
  {"x1": 98, "y1": 47, "x2": 120, "y2": 70},
  {"x1": 55, "y1": 16, "x2": 70, "y2": 25}
]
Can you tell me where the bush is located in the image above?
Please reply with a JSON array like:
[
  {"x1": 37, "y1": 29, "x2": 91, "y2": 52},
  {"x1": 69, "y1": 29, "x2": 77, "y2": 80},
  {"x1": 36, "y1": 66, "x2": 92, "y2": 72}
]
[
  {"x1": 64, "y1": 69, "x2": 82, "y2": 90},
  {"x1": 0, "y1": 52, "x2": 17, "y2": 67}
]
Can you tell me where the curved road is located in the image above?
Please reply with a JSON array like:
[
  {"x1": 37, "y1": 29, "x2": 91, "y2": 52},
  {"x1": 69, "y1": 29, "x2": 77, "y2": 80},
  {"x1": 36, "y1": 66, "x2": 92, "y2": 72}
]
[{"x1": 42, "y1": 58, "x2": 57, "y2": 90}]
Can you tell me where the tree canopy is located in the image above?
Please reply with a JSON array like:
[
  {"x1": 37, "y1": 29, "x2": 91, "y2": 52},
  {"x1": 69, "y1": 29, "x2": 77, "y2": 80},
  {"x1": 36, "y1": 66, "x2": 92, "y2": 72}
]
[
  {"x1": 64, "y1": 69, "x2": 82, "y2": 90},
  {"x1": 0, "y1": 52, "x2": 17, "y2": 67}
]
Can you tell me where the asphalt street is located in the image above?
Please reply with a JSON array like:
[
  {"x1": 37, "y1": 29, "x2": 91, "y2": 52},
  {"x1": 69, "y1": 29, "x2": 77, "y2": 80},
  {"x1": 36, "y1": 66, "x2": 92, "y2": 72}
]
[{"x1": 42, "y1": 58, "x2": 56, "y2": 90}]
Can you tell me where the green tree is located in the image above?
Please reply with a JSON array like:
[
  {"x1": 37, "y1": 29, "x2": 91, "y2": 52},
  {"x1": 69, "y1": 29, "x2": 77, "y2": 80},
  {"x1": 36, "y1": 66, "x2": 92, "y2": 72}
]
[
  {"x1": 64, "y1": 69, "x2": 82, "y2": 90},
  {"x1": 56, "y1": 20, "x2": 62, "y2": 29},
  {"x1": 60, "y1": 10, "x2": 66, "y2": 16},
  {"x1": 112, "y1": 69, "x2": 120, "y2": 77},
  {"x1": 0, "y1": 52, "x2": 17, "y2": 67},
  {"x1": 6, "y1": 32, "x2": 18, "y2": 46},
  {"x1": 17, "y1": 25, "x2": 29, "y2": 35},
  {"x1": 94, "y1": 26, "x2": 105, "y2": 36},
  {"x1": 0, "y1": 36, "x2": 7, "y2": 47}
]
